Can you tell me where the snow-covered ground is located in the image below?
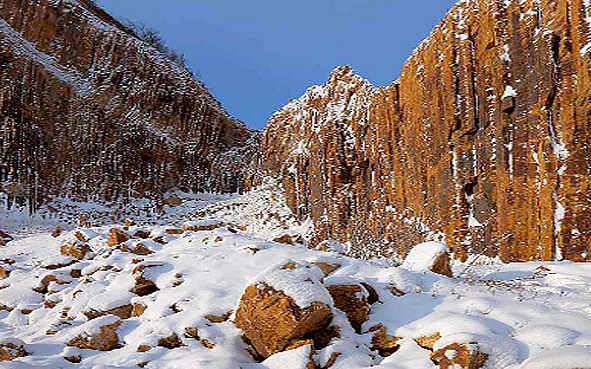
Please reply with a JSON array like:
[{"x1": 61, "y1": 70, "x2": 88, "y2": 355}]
[{"x1": 1, "y1": 183, "x2": 591, "y2": 368}]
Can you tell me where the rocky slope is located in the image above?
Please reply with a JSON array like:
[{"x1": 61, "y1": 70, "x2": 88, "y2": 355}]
[
  {"x1": 0, "y1": 0, "x2": 256, "y2": 208},
  {"x1": 253, "y1": 0, "x2": 591, "y2": 262}
]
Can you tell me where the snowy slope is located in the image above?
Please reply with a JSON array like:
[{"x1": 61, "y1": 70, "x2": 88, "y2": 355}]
[{"x1": 1, "y1": 187, "x2": 591, "y2": 368}]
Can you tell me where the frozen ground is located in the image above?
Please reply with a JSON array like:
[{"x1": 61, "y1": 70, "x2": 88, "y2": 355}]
[{"x1": 0, "y1": 182, "x2": 591, "y2": 368}]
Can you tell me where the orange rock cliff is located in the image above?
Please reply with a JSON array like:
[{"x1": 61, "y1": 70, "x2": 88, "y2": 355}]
[
  {"x1": 0, "y1": 0, "x2": 257, "y2": 203},
  {"x1": 251, "y1": 0, "x2": 591, "y2": 262}
]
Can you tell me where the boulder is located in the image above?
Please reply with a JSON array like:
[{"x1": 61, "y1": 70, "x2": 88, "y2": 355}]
[
  {"x1": 0, "y1": 339, "x2": 27, "y2": 361},
  {"x1": 67, "y1": 317, "x2": 122, "y2": 351},
  {"x1": 83, "y1": 304, "x2": 134, "y2": 320},
  {"x1": 158, "y1": 333, "x2": 186, "y2": 349},
  {"x1": 0, "y1": 231, "x2": 12, "y2": 247},
  {"x1": 0, "y1": 266, "x2": 9, "y2": 279},
  {"x1": 369, "y1": 324, "x2": 402, "y2": 357},
  {"x1": 326, "y1": 283, "x2": 371, "y2": 333},
  {"x1": 51, "y1": 226, "x2": 65, "y2": 238},
  {"x1": 131, "y1": 276, "x2": 158, "y2": 296},
  {"x1": 121, "y1": 242, "x2": 154, "y2": 255},
  {"x1": 133, "y1": 229, "x2": 151, "y2": 239},
  {"x1": 60, "y1": 241, "x2": 91, "y2": 260},
  {"x1": 106, "y1": 228, "x2": 130, "y2": 247},
  {"x1": 415, "y1": 332, "x2": 441, "y2": 350},
  {"x1": 431, "y1": 343, "x2": 488, "y2": 369},
  {"x1": 402, "y1": 242, "x2": 453, "y2": 278},
  {"x1": 235, "y1": 261, "x2": 333, "y2": 359}
]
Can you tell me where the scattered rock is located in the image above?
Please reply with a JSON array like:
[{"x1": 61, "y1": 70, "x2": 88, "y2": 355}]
[
  {"x1": 51, "y1": 226, "x2": 65, "y2": 238},
  {"x1": 0, "y1": 266, "x2": 9, "y2": 279},
  {"x1": 311, "y1": 262, "x2": 341, "y2": 278},
  {"x1": 106, "y1": 228, "x2": 130, "y2": 247},
  {"x1": 42, "y1": 258, "x2": 77, "y2": 270},
  {"x1": 158, "y1": 333, "x2": 186, "y2": 349},
  {"x1": 132, "y1": 303, "x2": 147, "y2": 317},
  {"x1": 431, "y1": 343, "x2": 488, "y2": 369},
  {"x1": 204, "y1": 311, "x2": 233, "y2": 323},
  {"x1": 124, "y1": 219, "x2": 136, "y2": 227},
  {"x1": 131, "y1": 276, "x2": 158, "y2": 296},
  {"x1": 273, "y1": 234, "x2": 304, "y2": 245},
  {"x1": 122, "y1": 242, "x2": 154, "y2": 255},
  {"x1": 0, "y1": 339, "x2": 27, "y2": 361},
  {"x1": 67, "y1": 318, "x2": 122, "y2": 351},
  {"x1": 184, "y1": 327, "x2": 216, "y2": 349},
  {"x1": 63, "y1": 348, "x2": 81, "y2": 363},
  {"x1": 137, "y1": 345, "x2": 152, "y2": 352},
  {"x1": 70, "y1": 269, "x2": 82, "y2": 278},
  {"x1": 164, "y1": 196, "x2": 183, "y2": 207},
  {"x1": 33, "y1": 274, "x2": 70, "y2": 294},
  {"x1": 369, "y1": 324, "x2": 402, "y2": 357},
  {"x1": 326, "y1": 284, "x2": 370, "y2": 333},
  {"x1": 182, "y1": 220, "x2": 224, "y2": 232},
  {"x1": 83, "y1": 304, "x2": 133, "y2": 320},
  {"x1": 415, "y1": 332, "x2": 441, "y2": 350},
  {"x1": 164, "y1": 228, "x2": 184, "y2": 235},
  {"x1": 60, "y1": 241, "x2": 91, "y2": 260},
  {"x1": 214, "y1": 236, "x2": 223, "y2": 242},
  {"x1": 235, "y1": 282, "x2": 333, "y2": 359},
  {"x1": 386, "y1": 285, "x2": 405, "y2": 297},
  {"x1": 0, "y1": 231, "x2": 13, "y2": 247},
  {"x1": 133, "y1": 230, "x2": 151, "y2": 239}
]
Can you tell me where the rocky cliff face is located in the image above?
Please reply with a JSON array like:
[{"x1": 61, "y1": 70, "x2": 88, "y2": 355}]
[
  {"x1": 0, "y1": 0, "x2": 256, "y2": 207},
  {"x1": 254, "y1": 0, "x2": 591, "y2": 262}
]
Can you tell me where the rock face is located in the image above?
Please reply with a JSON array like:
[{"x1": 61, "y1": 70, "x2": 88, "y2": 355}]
[
  {"x1": 252, "y1": 0, "x2": 591, "y2": 262},
  {"x1": 0, "y1": 0, "x2": 256, "y2": 206}
]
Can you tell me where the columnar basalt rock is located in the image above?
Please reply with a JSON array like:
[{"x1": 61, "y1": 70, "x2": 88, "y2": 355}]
[
  {"x1": 0, "y1": 0, "x2": 256, "y2": 205},
  {"x1": 252, "y1": 0, "x2": 591, "y2": 262}
]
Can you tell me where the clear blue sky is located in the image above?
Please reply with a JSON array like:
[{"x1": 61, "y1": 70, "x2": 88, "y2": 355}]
[{"x1": 96, "y1": 0, "x2": 457, "y2": 130}]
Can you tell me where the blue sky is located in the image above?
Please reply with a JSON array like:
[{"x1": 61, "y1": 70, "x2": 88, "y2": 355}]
[{"x1": 97, "y1": 1, "x2": 457, "y2": 129}]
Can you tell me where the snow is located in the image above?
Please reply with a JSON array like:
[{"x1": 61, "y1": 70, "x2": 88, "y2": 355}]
[
  {"x1": 2, "y1": 187, "x2": 591, "y2": 368},
  {"x1": 502, "y1": 85, "x2": 518, "y2": 99},
  {"x1": 401, "y1": 241, "x2": 448, "y2": 274}
]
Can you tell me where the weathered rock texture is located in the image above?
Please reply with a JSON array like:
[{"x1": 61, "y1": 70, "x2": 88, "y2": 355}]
[
  {"x1": 253, "y1": 0, "x2": 591, "y2": 262},
  {"x1": 0, "y1": 0, "x2": 256, "y2": 207}
]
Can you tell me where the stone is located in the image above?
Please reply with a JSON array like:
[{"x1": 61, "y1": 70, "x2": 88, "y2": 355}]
[
  {"x1": 311, "y1": 262, "x2": 341, "y2": 278},
  {"x1": 33, "y1": 274, "x2": 70, "y2": 294},
  {"x1": 369, "y1": 324, "x2": 402, "y2": 357},
  {"x1": 83, "y1": 304, "x2": 133, "y2": 320},
  {"x1": 0, "y1": 266, "x2": 9, "y2": 279},
  {"x1": 0, "y1": 340, "x2": 27, "y2": 361},
  {"x1": 204, "y1": 311, "x2": 233, "y2": 323},
  {"x1": 431, "y1": 343, "x2": 488, "y2": 369},
  {"x1": 107, "y1": 228, "x2": 130, "y2": 247},
  {"x1": 326, "y1": 284, "x2": 370, "y2": 333},
  {"x1": 133, "y1": 230, "x2": 150, "y2": 240},
  {"x1": 164, "y1": 196, "x2": 183, "y2": 207},
  {"x1": 235, "y1": 283, "x2": 333, "y2": 359},
  {"x1": 415, "y1": 332, "x2": 442, "y2": 350},
  {"x1": 131, "y1": 276, "x2": 158, "y2": 296},
  {"x1": 67, "y1": 319, "x2": 122, "y2": 351},
  {"x1": 60, "y1": 241, "x2": 91, "y2": 260},
  {"x1": 131, "y1": 303, "x2": 147, "y2": 317},
  {"x1": 164, "y1": 228, "x2": 184, "y2": 235},
  {"x1": 0, "y1": 231, "x2": 12, "y2": 247},
  {"x1": 430, "y1": 251, "x2": 453, "y2": 278},
  {"x1": 51, "y1": 226, "x2": 65, "y2": 238},
  {"x1": 122, "y1": 242, "x2": 154, "y2": 256},
  {"x1": 137, "y1": 345, "x2": 152, "y2": 352},
  {"x1": 158, "y1": 333, "x2": 186, "y2": 349}
]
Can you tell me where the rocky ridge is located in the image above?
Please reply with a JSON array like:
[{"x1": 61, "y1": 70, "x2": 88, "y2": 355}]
[
  {"x1": 0, "y1": 0, "x2": 256, "y2": 208},
  {"x1": 252, "y1": 0, "x2": 591, "y2": 262}
]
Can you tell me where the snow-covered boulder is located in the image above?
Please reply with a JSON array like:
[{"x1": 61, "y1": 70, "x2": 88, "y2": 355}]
[
  {"x1": 323, "y1": 277, "x2": 374, "y2": 333},
  {"x1": 235, "y1": 260, "x2": 333, "y2": 359},
  {"x1": 0, "y1": 338, "x2": 27, "y2": 362},
  {"x1": 431, "y1": 342, "x2": 488, "y2": 369},
  {"x1": 60, "y1": 240, "x2": 91, "y2": 260},
  {"x1": 402, "y1": 241, "x2": 453, "y2": 277},
  {"x1": 67, "y1": 316, "x2": 122, "y2": 351},
  {"x1": 106, "y1": 228, "x2": 130, "y2": 247}
]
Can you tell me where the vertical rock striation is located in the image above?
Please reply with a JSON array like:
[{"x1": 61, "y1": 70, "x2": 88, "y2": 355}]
[
  {"x1": 253, "y1": 0, "x2": 591, "y2": 262},
  {"x1": 0, "y1": 0, "x2": 256, "y2": 205}
]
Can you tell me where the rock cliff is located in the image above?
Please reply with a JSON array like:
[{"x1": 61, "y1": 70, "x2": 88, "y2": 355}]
[
  {"x1": 253, "y1": 0, "x2": 591, "y2": 262},
  {"x1": 0, "y1": 0, "x2": 256, "y2": 207}
]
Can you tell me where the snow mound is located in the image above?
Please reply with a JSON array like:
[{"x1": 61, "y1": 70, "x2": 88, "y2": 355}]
[
  {"x1": 521, "y1": 345, "x2": 591, "y2": 369},
  {"x1": 402, "y1": 241, "x2": 448, "y2": 273}
]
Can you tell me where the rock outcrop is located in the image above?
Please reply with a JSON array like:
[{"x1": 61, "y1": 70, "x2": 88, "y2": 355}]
[
  {"x1": 252, "y1": 0, "x2": 591, "y2": 262},
  {"x1": 0, "y1": 0, "x2": 256, "y2": 207}
]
